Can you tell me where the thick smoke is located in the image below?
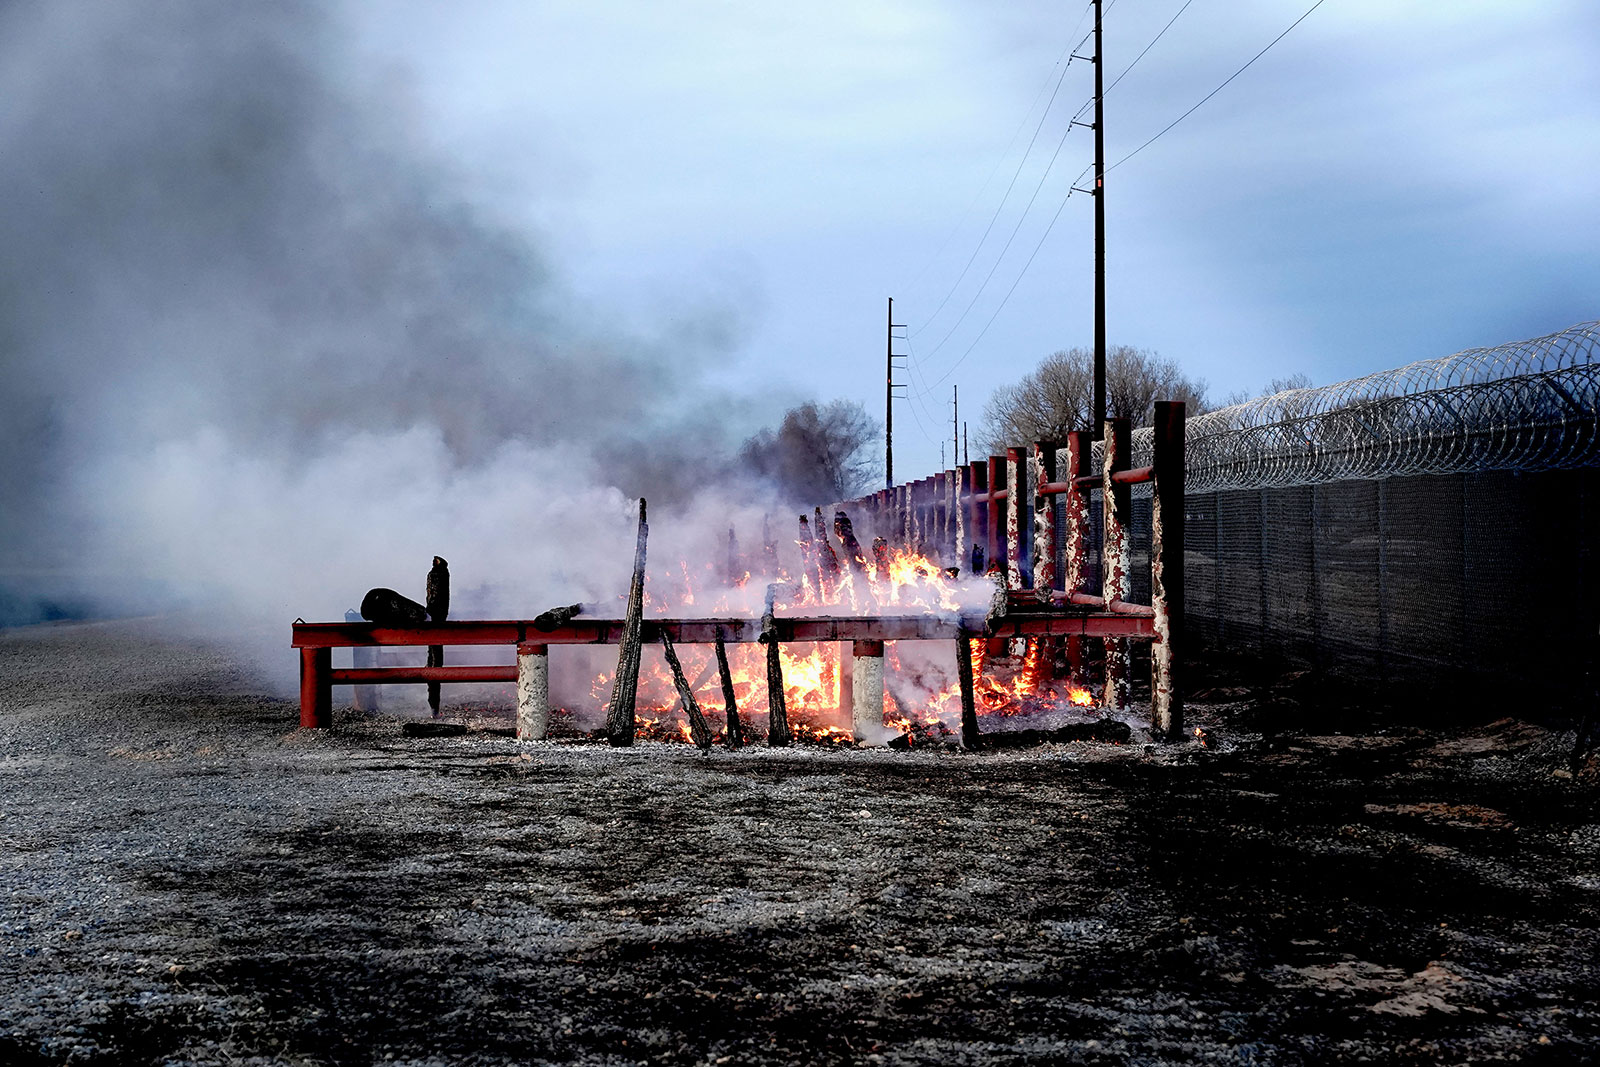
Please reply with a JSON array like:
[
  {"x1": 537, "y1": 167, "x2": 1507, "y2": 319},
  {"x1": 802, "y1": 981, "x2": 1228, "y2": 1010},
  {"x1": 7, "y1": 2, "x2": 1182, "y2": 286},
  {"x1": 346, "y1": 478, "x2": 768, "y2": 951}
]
[{"x1": 0, "y1": 1, "x2": 780, "y2": 659}]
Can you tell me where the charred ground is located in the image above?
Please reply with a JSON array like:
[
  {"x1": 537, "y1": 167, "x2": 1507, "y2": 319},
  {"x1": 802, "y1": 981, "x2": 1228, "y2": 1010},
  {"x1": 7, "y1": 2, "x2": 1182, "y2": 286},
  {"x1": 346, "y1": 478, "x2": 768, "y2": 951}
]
[{"x1": 1, "y1": 619, "x2": 1596, "y2": 1065}]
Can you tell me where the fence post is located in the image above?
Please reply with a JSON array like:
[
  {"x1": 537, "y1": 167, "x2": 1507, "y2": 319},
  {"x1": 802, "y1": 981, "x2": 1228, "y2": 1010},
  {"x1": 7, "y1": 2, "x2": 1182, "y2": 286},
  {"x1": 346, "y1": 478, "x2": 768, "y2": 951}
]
[
  {"x1": 1151, "y1": 402, "x2": 1185, "y2": 740},
  {"x1": 1006, "y1": 446, "x2": 1027, "y2": 591},
  {"x1": 299, "y1": 647, "x2": 332, "y2": 729},
  {"x1": 987, "y1": 455, "x2": 1006, "y2": 585},
  {"x1": 1102, "y1": 417, "x2": 1132, "y2": 711},
  {"x1": 1031, "y1": 442, "x2": 1058, "y2": 598},
  {"x1": 517, "y1": 642, "x2": 550, "y2": 740},
  {"x1": 969, "y1": 460, "x2": 989, "y2": 574},
  {"x1": 1062, "y1": 431, "x2": 1092, "y2": 683},
  {"x1": 956, "y1": 465, "x2": 971, "y2": 571}
]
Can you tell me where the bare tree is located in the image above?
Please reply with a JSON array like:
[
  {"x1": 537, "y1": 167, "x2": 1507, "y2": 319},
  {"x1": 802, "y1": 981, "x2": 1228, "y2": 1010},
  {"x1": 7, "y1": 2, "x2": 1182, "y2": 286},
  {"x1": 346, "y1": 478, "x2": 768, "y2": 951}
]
[
  {"x1": 980, "y1": 346, "x2": 1208, "y2": 452},
  {"x1": 739, "y1": 400, "x2": 880, "y2": 504},
  {"x1": 1221, "y1": 372, "x2": 1313, "y2": 408}
]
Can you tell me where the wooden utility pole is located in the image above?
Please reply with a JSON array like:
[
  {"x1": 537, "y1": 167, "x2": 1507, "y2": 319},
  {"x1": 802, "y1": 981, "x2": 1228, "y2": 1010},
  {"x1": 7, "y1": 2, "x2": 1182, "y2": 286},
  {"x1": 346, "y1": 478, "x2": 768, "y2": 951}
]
[
  {"x1": 886, "y1": 297, "x2": 893, "y2": 487},
  {"x1": 1092, "y1": 0, "x2": 1107, "y2": 438},
  {"x1": 952, "y1": 385, "x2": 959, "y2": 472},
  {"x1": 885, "y1": 298, "x2": 906, "y2": 488}
]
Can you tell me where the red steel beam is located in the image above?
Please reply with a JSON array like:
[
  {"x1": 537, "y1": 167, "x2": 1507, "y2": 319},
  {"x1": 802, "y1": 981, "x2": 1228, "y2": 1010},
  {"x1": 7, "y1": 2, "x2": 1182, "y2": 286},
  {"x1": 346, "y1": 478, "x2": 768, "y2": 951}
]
[
  {"x1": 331, "y1": 665, "x2": 518, "y2": 684},
  {"x1": 294, "y1": 611, "x2": 1156, "y2": 650}
]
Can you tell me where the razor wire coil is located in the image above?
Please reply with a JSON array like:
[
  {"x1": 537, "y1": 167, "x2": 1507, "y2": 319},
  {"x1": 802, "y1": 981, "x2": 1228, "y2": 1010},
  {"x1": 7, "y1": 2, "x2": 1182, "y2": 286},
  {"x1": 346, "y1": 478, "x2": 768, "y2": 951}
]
[{"x1": 1101, "y1": 321, "x2": 1600, "y2": 493}]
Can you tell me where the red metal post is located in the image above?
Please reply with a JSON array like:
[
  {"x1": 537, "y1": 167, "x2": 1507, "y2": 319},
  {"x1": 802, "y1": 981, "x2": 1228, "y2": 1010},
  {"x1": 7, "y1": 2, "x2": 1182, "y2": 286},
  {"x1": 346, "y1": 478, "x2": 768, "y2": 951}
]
[
  {"x1": 299, "y1": 646, "x2": 332, "y2": 729},
  {"x1": 968, "y1": 460, "x2": 988, "y2": 574},
  {"x1": 987, "y1": 455, "x2": 1006, "y2": 584},
  {"x1": 1102, "y1": 417, "x2": 1133, "y2": 711},
  {"x1": 1005, "y1": 447, "x2": 1026, "y2": 592},
  {"x1": 1151, "y1": 401, "x2": 1186, "y2": 740}
]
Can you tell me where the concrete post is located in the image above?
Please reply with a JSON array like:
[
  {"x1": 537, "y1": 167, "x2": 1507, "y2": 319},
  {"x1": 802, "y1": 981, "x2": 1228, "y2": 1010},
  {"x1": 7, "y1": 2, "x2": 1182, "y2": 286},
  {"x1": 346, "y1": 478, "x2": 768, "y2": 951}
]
[
  {"x1": 850, "y1": 639, "x2": 885, "y2": 744},
  {"x1": 517, "y1": 642, "x2": 550, "y2": 740}
]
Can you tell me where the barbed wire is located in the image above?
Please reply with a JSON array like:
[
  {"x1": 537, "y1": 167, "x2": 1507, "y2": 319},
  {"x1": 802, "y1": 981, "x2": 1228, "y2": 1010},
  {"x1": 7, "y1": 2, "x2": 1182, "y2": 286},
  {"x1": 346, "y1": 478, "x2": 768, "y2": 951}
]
[{"x1": 1110, "y1": 321, "x2": 1600, "y2": 493}]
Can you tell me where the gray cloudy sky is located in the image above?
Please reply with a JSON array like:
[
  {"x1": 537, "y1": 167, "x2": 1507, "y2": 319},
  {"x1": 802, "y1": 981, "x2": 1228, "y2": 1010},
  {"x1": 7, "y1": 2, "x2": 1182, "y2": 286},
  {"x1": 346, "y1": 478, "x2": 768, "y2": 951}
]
[
  {"x1": 2, "y1": 0, "x2": 1597, "y2": 626},
  {"x1": 349, "y1": 0, "x2": 1600, "y2": 478}
]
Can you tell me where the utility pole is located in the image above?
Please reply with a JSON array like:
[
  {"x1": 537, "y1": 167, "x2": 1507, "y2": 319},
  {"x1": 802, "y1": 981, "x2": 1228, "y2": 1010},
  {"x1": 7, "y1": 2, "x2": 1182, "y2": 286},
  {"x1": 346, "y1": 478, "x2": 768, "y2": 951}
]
[
  {"x1": 1092, "y1": 0, "x2": 1107, "y2": 438},
  {"x1": 885, "y1": 297, "x2": 906, "y2": 488},
  {"x1": 963, "y1": 422, "x2": 968, "y2": 466},
  {"x1": 952, "y1": 385, "x2": 959, "y2": 472}
]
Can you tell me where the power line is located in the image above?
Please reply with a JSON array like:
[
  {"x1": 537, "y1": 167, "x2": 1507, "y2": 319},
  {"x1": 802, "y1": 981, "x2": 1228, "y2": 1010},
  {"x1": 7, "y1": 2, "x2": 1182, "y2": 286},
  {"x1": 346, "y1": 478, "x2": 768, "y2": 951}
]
[
  {"x1": 921, "y1": 175, "x2": 1091, "y2": 393},
  {"x1": 1103, "y1": 0, "x2": 1197, "y2": 99},
  {"x1": 909, "y1": 55, "x2": 1085, "y2": 339},
  {"x1": 1109, "y1": 0, "x2": 1328, "y2": 174},
  {"x1": 911, "y1": 118, "x2": 1088, "y2": 381},
  {"x1": 898, "y1": 2, "x2": 1096, "y2": 298}
]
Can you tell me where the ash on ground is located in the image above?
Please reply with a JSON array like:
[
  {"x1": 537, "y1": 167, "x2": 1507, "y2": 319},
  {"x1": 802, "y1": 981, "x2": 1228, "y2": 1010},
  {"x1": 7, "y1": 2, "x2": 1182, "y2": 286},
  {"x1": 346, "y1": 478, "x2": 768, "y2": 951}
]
[{"x1": 2, "y1": 619, "x2": 1596, "y2": 1065}]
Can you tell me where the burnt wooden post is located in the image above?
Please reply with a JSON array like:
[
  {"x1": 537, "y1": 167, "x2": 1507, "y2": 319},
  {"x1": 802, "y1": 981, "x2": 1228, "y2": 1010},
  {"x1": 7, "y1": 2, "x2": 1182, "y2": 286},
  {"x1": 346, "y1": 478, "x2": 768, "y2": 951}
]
[
  {"x1": 516, "y1": 642, "x2": 549, "y2": 740},
  {"x1": 968, "y1": 460, "x2": 988, "y2": 574},
  {"x1": 299, "y1": 647, "x2": 332, "y2": 729},
  {"x1": 761, "y1": 583, "x2": 791, "y2": 746},
  {"x1": 1031, "y1": 441, "x2": 1060, "y2": 681},
  {"x1": 661, "y1": 630, "x2": 714, "y2": 750},
  {"x1": 607, "y1": 498, "x2": 648, "y2": 747},
  {"x1": 986, "y1": 455, "x2": 1006, "y2": 586},
  {"x1": 834, "y1": 511, "x2": 871, "y2": 583},
  {"x1": 933, "y1": 471, "x2": 948, "y2": 560},
  {"x1": 956, "y1": 629, "x2": 980, "y2": 749},
  {"x1": 814, "y1": 506, "x2": 842, "y2": 595},
  {"x1": 797, "y1": 514, "x2": 819, "y2": 597},
  {"x1": 1006, "y1": 447, "x2": 1027, "y2": 592},
  {"x1": 425, "y1": 556, "x2": 450, "y2": 716},
  {"x1": 872, "y1": 536, "x2": 890, "y2": 582},
  {"x1": 1151, "y1": 401, "x2": 1186, "y2": 740},
  {"x1": 1062, "y1": 431, "x2": 1093, "y2": 683},
  {"x1": 954, "y1": 465, "x2": 970, "y2": 572},
  {"x1": 714, "y1": 627, "x2": 744, "y2": 749},
  {"x1": 727, "y1": 527, "x2": 741, "y2": 586},
  {"x1": 1102, "y1": 419, "x2": 1133, "y2": 711},
  {"x1": 850, "y1": 639, "x2": 885, "y2": 744},
  {"x1": 761, "y1": 515, "x2": 780, "y2": 577}
]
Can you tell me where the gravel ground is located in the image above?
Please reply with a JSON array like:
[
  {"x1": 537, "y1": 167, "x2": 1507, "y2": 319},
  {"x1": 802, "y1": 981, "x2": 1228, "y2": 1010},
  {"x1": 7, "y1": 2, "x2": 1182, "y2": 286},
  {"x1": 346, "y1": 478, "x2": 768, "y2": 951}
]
[{"x1": 2, "y1": 618, "x2": 1597, "y2": 1066}]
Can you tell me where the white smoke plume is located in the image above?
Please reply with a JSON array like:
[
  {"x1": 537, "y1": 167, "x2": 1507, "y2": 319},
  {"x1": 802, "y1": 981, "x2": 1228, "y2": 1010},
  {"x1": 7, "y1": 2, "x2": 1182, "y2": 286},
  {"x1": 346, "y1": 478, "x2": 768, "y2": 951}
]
[{"x1": 0, "y1": 0, "x2": 797, "y2": 673}]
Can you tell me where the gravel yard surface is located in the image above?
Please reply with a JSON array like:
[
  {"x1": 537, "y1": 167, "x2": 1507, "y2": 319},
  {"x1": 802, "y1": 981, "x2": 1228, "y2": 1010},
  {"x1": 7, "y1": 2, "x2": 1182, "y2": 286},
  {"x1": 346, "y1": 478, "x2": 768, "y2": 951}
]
[{"x1": 2, "y1": 619, "x2": 1597, "y2": 1065}]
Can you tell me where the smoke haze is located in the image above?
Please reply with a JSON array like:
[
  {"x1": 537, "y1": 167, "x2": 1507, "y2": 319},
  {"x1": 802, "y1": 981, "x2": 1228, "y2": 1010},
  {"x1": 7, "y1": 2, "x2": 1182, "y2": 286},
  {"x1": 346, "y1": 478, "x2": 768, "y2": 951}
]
[{"x1": 0, "y1": 1, "x2": 785, "y2": 658}]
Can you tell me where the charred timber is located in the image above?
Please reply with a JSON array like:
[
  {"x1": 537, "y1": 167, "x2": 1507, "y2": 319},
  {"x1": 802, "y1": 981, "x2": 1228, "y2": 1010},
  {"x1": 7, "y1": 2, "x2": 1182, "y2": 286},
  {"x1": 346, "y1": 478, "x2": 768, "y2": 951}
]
[
  {"x1": 715, "y1": 626, "x2": 743, "y2": 750},
  {"x1": 833, "y1": 511, "x2": 871, "y2": 581},
  {"x1": 760, "y1": 583, "x2": 791, "y2": 747},
  {"x1": 661, "y1": 630, "x2": 714, "y2": 750},
  {"x1": 533, "y1": 603, "x2": 586, "y2": 631},
  {"x1": 813, "y1": 506, "x2": 843, "y2": 589},
  {"x1": 606, "y1": 498, "x2": 648, "y2": 747},
  {"x1": 360, "y1": 588, "x2": 428, "y2": 626},
  {"x1": 425, "y1": 556, "x2": 450, "y2": 715}
]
